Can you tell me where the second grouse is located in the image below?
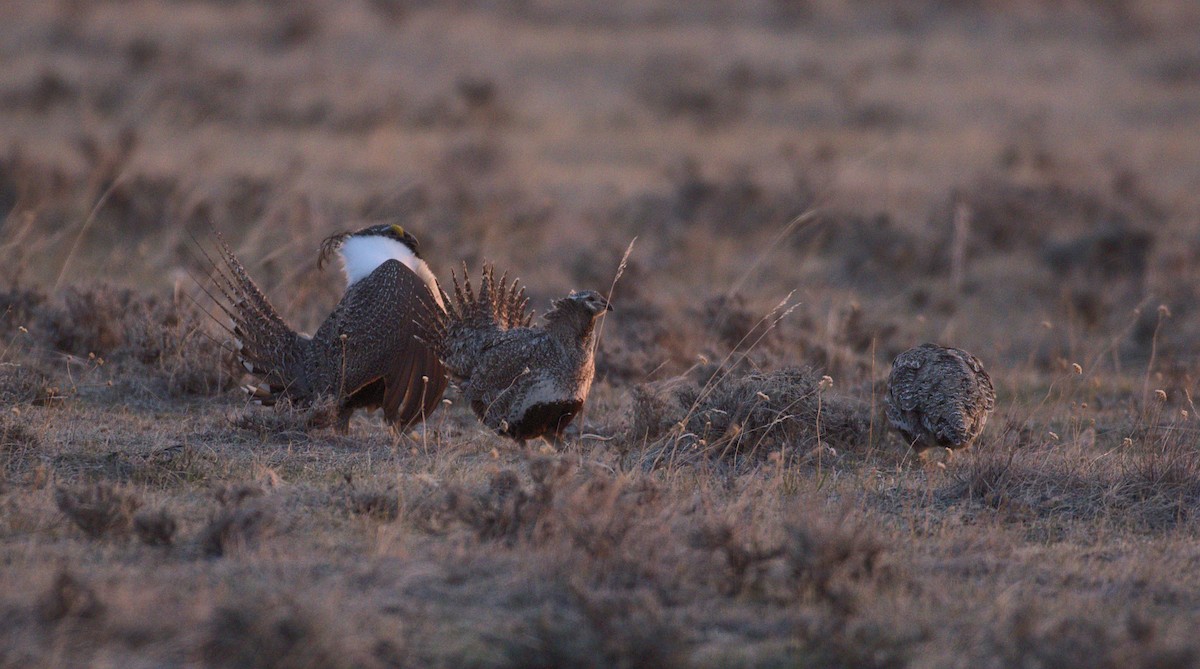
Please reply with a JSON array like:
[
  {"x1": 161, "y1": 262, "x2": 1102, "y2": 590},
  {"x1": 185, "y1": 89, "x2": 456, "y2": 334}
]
[{"x1": 426, "y1": 265, "x2": 611, "y2": 444}]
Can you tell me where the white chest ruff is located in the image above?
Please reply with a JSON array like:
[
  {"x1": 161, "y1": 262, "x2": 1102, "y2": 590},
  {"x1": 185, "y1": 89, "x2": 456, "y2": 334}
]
[{"x1": 339, "y1": 235, "x2": 444, "y2": 309}]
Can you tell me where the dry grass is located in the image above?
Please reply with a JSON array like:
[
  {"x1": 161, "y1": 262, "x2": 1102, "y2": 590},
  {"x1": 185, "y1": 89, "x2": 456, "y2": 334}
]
[
  {"x1": 132, "y1": 508, "x2": 178, "y2": 546},
  {"x1": 54, "y1": 483, "x2": 142, "y2": 539},
  {"x1": 2, "y1": 0, "x2": 1200, "y2": 666}
]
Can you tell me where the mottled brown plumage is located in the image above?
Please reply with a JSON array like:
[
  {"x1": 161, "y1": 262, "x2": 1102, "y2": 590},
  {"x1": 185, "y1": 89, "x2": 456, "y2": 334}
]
[
  {"x1": 885, "y1": 343, "x2": 995, "y2": 456},
  {"x1": 204, "y1": 227, "x2": 447, "y2": 433},
  {"x1": 425, "y1": 265, "x2": 610, "y2": 443}
]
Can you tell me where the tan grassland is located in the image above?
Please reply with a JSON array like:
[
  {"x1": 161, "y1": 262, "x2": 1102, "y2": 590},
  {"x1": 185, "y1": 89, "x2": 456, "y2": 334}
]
[{"x1": 3, "y1": 1, "x2": 1200, "y2": 666}]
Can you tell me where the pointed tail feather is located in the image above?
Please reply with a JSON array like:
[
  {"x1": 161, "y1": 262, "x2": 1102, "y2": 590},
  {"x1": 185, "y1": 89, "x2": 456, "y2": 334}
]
[
  {"x1": 193, "y1": 231, "x2": 312, "y2": 403},
  {"x1": 419, "y1": 262, "x2": 534, "y2": 379}
]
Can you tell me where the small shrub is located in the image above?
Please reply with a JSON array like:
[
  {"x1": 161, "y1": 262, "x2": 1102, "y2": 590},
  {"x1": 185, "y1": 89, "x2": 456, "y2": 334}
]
[
  {"x1": 28, "y1": 285, "x2": 234, "y2": 396},
  {"x1": 215, "y1": 482, "x2": 268, "y2": 507},
  {"x1": 688, "y1": 521, "x2": 784, "y2": 596},
  {"x1": 36, "y1": 570, "x2": 105, "y2": 623},
  {"x1": 37, "y1": 286, "x2": 131, "y2": 356},
  {"x1": 628, "y1": 381, "x2": 682, "y2": 443},
  {"x1": 200, "y1": 595, "x2": 352, "y2": 669},
  {"x1": 121, "y1": 295, "x2": 235, "y2": 396},
  {"x1": 699, "y1": 293, "x2": 777, "y2": 352},
  {"x1": 933, "y1": 177, "x2": 1163, "y2": 257},
  {"x1": 133, "y1": 508, "x2": 178, "y2": 546},
  {"x1": 990, "y1": 608, "x2": 1197, "y2": 669},
  {"x1": 231, "y1": 396, "x2": 337, "y2": 437},
  {"x1": 1042, "y1": 225, "x2": 1154, "y2": 283},
  {"x1": 0, "y1": 364, "x2": 60, "y2": 406},
  {"x1": 635, "y1": 56, "x2": 743, "y2": 126},
  {"x1": 347, "y1": 489, "x2": 399, "y2": 522},
  {"x1": 793, "y1": 210, "x2": 929, "y2": 284},
  {"x1": 425, "y1": 461, "x2": 569, "y2": 545},
  {"x1": 639, "y1": 367, "x2": 872, "y2": 464},
  {"x1": 504, "y1": 585, "x2": 687, "y2": 669},
  {"x1": 198, "y1": 500, "x2": 274, "y2": 558},
  {"x1": 783, "y1": 514, "x2": 888, "y2": 613},
  {"x1": 0, "y1": 287, "x2": 46, "y2": 330},
  {"x1": 54, "y1": 483, "x2": 141, "y2": 539}
]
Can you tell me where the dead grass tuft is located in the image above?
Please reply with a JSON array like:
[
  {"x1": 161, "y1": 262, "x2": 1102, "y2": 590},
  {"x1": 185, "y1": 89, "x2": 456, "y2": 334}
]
[
  {"x1": 989, "y1": 607, "x2": 1197, "y2": 669},
  {"x1": 939, "y1": 426, "x2": 1200, "y2": 532},
  {"x1": 0, "y1": 287, "x2": 46, "y2": 330},
  {"x1": 0, "y1": 364, "x2": 61, "y2": 406},
  {"x1": 344, "y1": 481, "x2": 399, "y2": 521},
  {"x1": 636, "y1": 367, "x2": 872, "y2": 464},
  {"x1": 504, "y1": 584, "x2": 687, "y2": 669},
  {"x1": 133, "y1": 508, "x2": 178, "y2": 546},
  {"x1": 1, "y1": 410, "x2": 41, "y2": 451},
  {"x1": 415, "y1": 458, "x2": 573, "y2": 544},
  {"x1": 17, "y1": 284, "x2": 233, "y2": 396},
  {"x1": 54, "y1": 483, "x2": 141, "y2": 539},
  {"x1": 1115, "y1": 429, "x2": 1200, "y2": 530},
  {"x1": 198, "y1": 497, "x2": 275, "y2": 558},
  {"x1": 200, "y1": 595, "x2": 353, "y2": 669},
  {"x1": 36, "y1": 569, "x2": 105, "y2": 624},
  {"x1": 699, "y1": 293, "x2": 777, "y2": 352},
  {"x1": 37, "y1": 286, "x2": 131, "y2": 357},
  {"x1": 231, "y1": 396, "x2": 337, "y2": 437}
]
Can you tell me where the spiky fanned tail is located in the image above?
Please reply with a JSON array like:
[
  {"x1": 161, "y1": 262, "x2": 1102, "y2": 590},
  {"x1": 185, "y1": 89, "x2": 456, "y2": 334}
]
[
  {"x1": 422, "y1": 263, "x2": 531, "y2": 378},
  {"x1": 198, "y1": 232, "x2": 311, "y2": 404}
]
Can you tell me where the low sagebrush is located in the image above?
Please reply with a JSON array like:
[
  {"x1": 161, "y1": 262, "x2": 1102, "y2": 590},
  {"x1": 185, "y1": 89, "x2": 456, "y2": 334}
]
[
  {"x1": 198, "y1": 499, "x2": 275, "y2": 558},
  {"x1": 36, "y1": 569, "x2": 105, "y2": 623},
  {"x1": 634, "y1": 367, "x2": 872, "y2": 465},
  {"x1": 990, "y1": 607, "x2": 1197, "y2": 669},
  {"x1": 231, "y1": 396, "x2": 338, "y2": 437},
  {"x1": 54, "y1": 483, "x2": 141, "y2": 539},
  {"x1": 200, "y1": 595, "x2": 353, "y2": 669},
  {"x1": 504, "y1": 584, "x2": 687, "y2": 669},
  {"x1": 133, "y1": 508, "x2": 178, "y2": 546},
  {"x1": 347, "y1": 489, "x2": 399, "y2": 521},
  {"x1": 0, "y1": 364, "x2": 59, "y2": 406}
]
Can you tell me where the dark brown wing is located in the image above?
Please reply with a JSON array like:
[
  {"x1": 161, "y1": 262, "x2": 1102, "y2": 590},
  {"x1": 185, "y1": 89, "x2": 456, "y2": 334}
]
[
  {"x1": 385, "y1": 337, "x2": 448, "y2": 429},
  {"x1": 308, "y1": 259, "x2": 448, "y2": 428}
]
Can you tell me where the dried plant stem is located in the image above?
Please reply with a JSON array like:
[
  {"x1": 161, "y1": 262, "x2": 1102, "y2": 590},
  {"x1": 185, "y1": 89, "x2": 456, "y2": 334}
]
[{"x1": 54, "y1": 172, "x2": 127, "y2": 292}]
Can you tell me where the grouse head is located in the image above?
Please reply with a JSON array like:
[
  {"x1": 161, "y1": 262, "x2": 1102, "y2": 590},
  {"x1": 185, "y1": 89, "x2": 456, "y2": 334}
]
[
  {"x1": 318, "y1": 224, "x2": 434, "y2": 289},
  {"x1": 567, "y1": 290, "x2": 613, "y2": 316},
  {"x1": 543, "y1": 290, "x2": 612, "y2": 337},
  {"x1": 362, "y1": 223, "x2": 422, "y2": 257}
]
